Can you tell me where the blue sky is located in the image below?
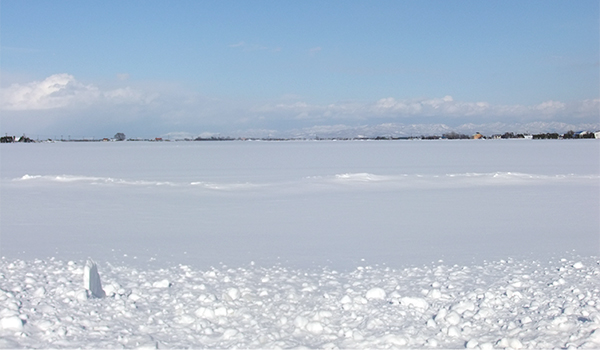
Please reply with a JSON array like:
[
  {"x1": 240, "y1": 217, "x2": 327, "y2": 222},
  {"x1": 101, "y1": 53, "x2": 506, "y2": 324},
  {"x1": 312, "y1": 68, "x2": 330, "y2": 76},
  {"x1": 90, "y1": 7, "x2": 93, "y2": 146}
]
[{"x1": 1, "y1": 1, "x2": 598, "y2": 138}]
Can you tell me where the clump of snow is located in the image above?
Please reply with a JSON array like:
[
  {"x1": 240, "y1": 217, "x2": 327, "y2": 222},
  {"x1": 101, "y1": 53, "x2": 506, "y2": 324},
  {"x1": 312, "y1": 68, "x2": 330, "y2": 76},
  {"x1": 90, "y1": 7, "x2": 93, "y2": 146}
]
[
  {"x1": 0, "y1": 316, "x2": 23, "y2": 331},
  {"x1": 400, "y1": 296, "x2": 429, "y2": 309},
  {"x1": 0, "y1": 256, "x2": 599, "y2": 348},
  {"x1": 365, "y1": 287, "x2": 386, "y2": 300},
  {"x1": 152, "y1": 279, "x2": 170, "y2": 288}
]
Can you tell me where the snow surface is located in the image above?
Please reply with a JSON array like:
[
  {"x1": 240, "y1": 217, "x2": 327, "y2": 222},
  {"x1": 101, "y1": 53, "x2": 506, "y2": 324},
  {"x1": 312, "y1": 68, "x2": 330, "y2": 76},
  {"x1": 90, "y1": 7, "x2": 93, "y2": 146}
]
[
  {"x1": 0, "y1": 140, "x2": 599, "y2": 348},
  {"x1": 1, "y1": 256, "x2": 600, "y2": 349}
]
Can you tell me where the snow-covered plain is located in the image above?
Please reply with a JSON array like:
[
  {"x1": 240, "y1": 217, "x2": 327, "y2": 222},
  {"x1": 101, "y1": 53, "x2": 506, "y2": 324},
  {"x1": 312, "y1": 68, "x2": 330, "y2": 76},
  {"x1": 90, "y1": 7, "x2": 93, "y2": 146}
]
[{"x1": 0, "y1": 140, "x2": 599, "y2": 348}]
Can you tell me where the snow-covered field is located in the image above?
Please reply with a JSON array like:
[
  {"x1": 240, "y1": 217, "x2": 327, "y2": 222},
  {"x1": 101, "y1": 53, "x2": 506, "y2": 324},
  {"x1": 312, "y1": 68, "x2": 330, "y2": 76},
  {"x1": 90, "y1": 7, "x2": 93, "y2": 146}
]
[{"x1": 0, "y1": 140, "x2": 599, "y2": 348}]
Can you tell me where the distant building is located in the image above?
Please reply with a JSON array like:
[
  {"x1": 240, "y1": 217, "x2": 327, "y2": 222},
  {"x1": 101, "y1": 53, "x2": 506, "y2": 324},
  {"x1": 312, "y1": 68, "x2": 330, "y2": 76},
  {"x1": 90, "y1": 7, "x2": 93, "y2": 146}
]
[
  {"x1": 594, "y1": 131, "x2": 600, "y2": 139},
  {"x1": 473, "y1": 133, "x2": 484, "y2": 139},
  {"x1": 1, "y1": 136, "x2": 15, "y2": 143}
]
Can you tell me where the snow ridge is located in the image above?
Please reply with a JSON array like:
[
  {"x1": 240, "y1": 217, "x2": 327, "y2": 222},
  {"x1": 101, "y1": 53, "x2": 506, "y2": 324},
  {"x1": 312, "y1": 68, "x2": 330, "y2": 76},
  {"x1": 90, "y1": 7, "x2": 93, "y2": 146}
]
[{"x1": 14, "y1": 172, "x2": 599, "y2": 191}]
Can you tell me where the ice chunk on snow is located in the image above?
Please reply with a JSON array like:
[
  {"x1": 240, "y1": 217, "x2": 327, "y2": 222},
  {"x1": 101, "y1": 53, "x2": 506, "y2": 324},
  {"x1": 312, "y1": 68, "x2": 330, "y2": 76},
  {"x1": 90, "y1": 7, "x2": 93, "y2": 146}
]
[
  {"x1": 445, "y1": 311, "x2": 461, "y2": 325},
  {"x1": 75, "y1": 289, "x2": 88, "y2": 301},
  {"x1": 294, "y1": 316, "x2": 309, "y2": 328},
  {"x1": 446, "y1": 325, "x2": 461, "y2": 337},
  {"x1": 152, "y1": 279, "x2": 170, "y2": 288},
  {"x1": 83, "y1": 260, "x2": 105, "y2": 298},
  {"x1": 382, "y1": 334, "x2": 407, "y2": 346},
  {"x1": 195, "y1": 307, "x2": 215, "y2": 319},
  {"x1": 496, "y1": 338, "x2": 523, "y2": 349},
  {"x1": 214, "y1": 306, "x2": 227, "y2": 316},
  {"x1": 340, "y1": 295, "x2": 352, "y2": 304},
  {"x1": 175, "y1": 315, "x2": 195, "y2": 325},
  {"x1": 32, "y1": 287, "x2": 46, "y2": 298},
  {"x1": 586, "y1": 329, "x2": 600, "y2": 343},
  {"x1": 0, "y1": 316, "x2": 23, "y2": 331},
  {"x1": 465, "y1": 339, "x2": 478, "y2": 348},
  {"x1": 400, "y1": 297, "x2": 429, "y2": 309},
  {"x1": 479, "y1": 342, "x2": 494, "y2": 350},
  {"x1": 306, "y1": 321, "x2": 324, "y2": 334},
  {"x1": 134, "y1": 342, "x2": 158, "y2": 349},
  {"x1": 222, "y1": 328, "x2": 238, "y2": 339},
  {"x1": 427, "y1": 289, "x2": 442, "y2": 299},
  {"x1": 224, "y1": 287, "x2": 240, "y2": 301},
  {"x1": 365, "y1": 287, "x2": 386, "y2": 300},
  {"x1": 451, "y1": 301, "x2": 475, "y2": 314}
]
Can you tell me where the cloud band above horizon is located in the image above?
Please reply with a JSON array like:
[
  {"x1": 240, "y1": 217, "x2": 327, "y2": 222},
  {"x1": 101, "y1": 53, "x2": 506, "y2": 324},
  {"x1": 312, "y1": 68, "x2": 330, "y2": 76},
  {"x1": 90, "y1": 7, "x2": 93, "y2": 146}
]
[{"x1": 1, "y1": 74, "x2": 598, "y2": 138}]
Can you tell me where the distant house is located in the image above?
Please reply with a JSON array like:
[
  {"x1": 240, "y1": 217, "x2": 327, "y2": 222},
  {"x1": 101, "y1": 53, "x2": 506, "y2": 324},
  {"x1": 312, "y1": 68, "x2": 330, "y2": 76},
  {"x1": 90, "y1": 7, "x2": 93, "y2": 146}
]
[
  {"x1": 16, "y1": 135, "x2": 34, "y2": 143},
  {"x1": 595, "y1": 131, "x2": 600, "y2": 139},
  {"x1": 1, "y1": 136, "x2": 15, "y2": 143},
  {"x1": 473, "y1": 133, "x2": 484, "y2": 139}
]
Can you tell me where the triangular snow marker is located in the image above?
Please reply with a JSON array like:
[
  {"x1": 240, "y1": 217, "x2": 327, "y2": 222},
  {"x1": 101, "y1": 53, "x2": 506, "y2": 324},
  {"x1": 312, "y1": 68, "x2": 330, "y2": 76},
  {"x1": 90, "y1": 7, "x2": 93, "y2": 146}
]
[{"x1": 83, "y1": 259, "x2": 106, "y2": 298}]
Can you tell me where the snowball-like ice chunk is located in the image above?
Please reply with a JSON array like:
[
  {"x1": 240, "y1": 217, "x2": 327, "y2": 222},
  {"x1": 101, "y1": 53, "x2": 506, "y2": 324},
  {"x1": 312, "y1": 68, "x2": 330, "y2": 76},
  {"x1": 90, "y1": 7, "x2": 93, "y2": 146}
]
[
  {"x1": 496, "y1": 337, "x2": 523, "y2": 349},
  {"x1": 306, "y1": 321, "x2": 324, "y2": 334},
  {"x1": 195, "y1": 307, "x2": 215, "y2": 319},
  {"x1": 445, "y1": 311, "x2": 461, "y2": 325},
  {"x1": 400, "y1": 297, "x2": 429, "y2": 309},
  {"x1": 383, "y1": 334, "x2": 407, "y2": 346},
  {"x1": 294, "y1": 315, "x2": 309, "y2": 328},
  {"x1": 465, "y1": 339, "x2": 478, "y2": 348},
  {"x1": 451, "y1": 301, "x2": 475, "y2": 314},
  {"x1": 365, "y1": 287, "x2": 386, "y2": 300},
  {"x1": 152, "y1": 279, "x2": 170, "y2": 288},
  {"x1": 224, "y1": 288, "x2": 240, "y2": 301},
  {"x1": 447, "y1": 325, "x2": 461, "y2": 337},
  {"x1": 0, "y1": 316, "x2": 23, "y2": 331}
]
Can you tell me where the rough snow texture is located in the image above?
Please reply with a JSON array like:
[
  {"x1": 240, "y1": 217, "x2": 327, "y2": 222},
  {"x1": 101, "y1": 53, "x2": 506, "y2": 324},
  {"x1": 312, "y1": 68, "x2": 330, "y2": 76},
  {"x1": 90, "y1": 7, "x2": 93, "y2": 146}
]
[
  {"x1": 1, "y1": 141, "x2": 599, "y2": 348},
  {"x1": 0, "y1": 256, "x2": 599, "y2": 349}
]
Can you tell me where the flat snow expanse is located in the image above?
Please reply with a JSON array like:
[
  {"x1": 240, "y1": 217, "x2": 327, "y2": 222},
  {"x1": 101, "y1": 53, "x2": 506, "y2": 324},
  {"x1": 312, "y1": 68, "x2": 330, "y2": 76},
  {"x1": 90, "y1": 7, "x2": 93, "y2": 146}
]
[{"x1": 0, "y1": 140, "x2": 599, "y2": 348}]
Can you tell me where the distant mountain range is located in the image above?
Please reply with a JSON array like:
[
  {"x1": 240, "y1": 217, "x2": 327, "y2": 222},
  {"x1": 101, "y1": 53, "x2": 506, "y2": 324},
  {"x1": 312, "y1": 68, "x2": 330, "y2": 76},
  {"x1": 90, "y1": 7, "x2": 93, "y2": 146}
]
[{"x1": 182, "y1": 121, "x2": 600, "y2": 140}]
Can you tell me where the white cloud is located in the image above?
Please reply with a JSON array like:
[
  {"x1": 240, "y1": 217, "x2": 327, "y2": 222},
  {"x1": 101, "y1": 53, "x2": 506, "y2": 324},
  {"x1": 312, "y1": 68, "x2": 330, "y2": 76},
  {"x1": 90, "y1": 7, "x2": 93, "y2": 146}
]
[
  {"x1": 102, "y1": 87, "x2": 148, "y2": 104},
  {"x1": 534, "y1": 100, "x2": 566, "y2": 113},
  {"x1": 574, "y1": 98, "x2": 600, "y2": 116},
  {"x1": 1, "y1": 73, "x2": 597, "y2": 138},
  {"x1": 1, "y1": 74, "x2": 98, "y2": 110},
  {"x1": 0, "y1": 74, "x2": 152, "y2": 111},
  {"x1": 256, "y1": 96, "x2": 598, "y2": 123},
  {"x1": 372, "y1": 96, "x2": 491, "y2": 116}
]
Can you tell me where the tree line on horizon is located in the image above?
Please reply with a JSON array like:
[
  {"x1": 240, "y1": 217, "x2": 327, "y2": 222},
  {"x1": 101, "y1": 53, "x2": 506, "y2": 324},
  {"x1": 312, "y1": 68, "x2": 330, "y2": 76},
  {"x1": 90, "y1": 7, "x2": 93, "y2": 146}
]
[{"x1": 1, "y1": 130, "x2": 598, "y2": 143}]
